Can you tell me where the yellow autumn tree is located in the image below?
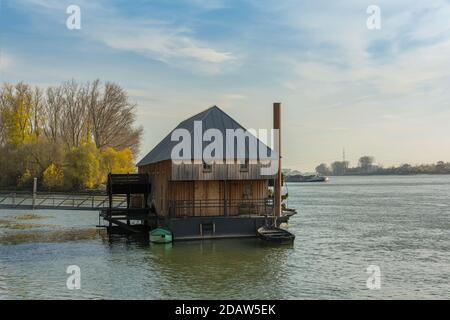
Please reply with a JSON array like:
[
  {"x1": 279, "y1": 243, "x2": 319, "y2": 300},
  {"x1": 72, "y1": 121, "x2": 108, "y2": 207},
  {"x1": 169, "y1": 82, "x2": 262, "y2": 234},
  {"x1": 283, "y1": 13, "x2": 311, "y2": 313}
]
[
  {"x1": 42, "y1": 164, "x2": 64, "y2": 189},
  {"x1": 0, "y1": 81, "x2": 142, "y2": 190},
  {"x1": 17, "y1": 169, "x2": 33, "y2": 188},
  {"x1": 100, "y1": 147, "x2": 135, "y2": 183},
  {"x1": 0, "y1": 83, "x2": 35, "y2": 146},
  {"x1": 63, "y1": 142, "x2": 101, "y2": 189}
]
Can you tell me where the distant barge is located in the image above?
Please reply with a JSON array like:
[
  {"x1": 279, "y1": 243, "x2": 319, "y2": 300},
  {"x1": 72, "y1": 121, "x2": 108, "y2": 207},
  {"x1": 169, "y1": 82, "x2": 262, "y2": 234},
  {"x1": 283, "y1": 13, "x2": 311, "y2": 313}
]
[
  {"x1": 285, "y1": 174, "x2": 328, "y2": 183},
  {"x1": 101, "y1": 103, "x2": 294, "y2": 241}
]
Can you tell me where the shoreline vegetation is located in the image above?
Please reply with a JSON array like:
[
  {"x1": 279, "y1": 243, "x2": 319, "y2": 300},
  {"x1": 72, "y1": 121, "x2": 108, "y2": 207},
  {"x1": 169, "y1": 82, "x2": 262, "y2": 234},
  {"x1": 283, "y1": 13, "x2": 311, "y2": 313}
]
[
  {"x1": 0, "y1": 80, "x2": 142, "y2": 192},
  {"x1": 287, "y1": 156, "x2": 450, "y2": 177}
]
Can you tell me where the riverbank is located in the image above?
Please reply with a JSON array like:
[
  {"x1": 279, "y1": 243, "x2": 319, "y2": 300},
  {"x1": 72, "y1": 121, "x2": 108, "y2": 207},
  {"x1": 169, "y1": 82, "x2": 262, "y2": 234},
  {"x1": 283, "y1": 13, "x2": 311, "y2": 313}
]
[{"x1": 326, "y1": 173, "x2": 450, "y2": 177}]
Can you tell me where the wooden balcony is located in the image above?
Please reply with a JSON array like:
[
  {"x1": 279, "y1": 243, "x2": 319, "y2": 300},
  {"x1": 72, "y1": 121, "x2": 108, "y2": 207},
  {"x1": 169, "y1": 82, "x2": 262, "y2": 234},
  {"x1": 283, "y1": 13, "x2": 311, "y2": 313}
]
[{"x1": 168, "y1": 198, "x2": 274, "y2": 218}]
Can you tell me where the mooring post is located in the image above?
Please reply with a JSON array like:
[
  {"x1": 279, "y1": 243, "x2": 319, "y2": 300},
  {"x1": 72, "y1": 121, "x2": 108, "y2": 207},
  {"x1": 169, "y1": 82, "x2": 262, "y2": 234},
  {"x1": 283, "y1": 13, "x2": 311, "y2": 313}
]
[
  {"x1": 32, "y1": 177, "x2": 37, "y2": 210},
  {"x1": 127, "y1": 193, "x2": 131, "y2": 225}
]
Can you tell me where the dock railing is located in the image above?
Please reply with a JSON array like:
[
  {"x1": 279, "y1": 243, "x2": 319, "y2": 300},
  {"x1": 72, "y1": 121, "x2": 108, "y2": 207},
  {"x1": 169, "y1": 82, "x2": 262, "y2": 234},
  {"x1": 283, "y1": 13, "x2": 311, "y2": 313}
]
[
  {"x1": 0, "y1": 191, "x2": 127, "y2": 210},
  {"x1": 169, "y1": 198, "x2": 274, "y2": 218}
]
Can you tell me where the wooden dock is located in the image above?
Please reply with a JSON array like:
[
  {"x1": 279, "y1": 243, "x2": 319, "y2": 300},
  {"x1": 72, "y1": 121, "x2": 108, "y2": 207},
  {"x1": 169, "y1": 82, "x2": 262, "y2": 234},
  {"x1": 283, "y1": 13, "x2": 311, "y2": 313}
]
[{"x1": 100, "y1": 173, "x2": 155, "y2": 234}]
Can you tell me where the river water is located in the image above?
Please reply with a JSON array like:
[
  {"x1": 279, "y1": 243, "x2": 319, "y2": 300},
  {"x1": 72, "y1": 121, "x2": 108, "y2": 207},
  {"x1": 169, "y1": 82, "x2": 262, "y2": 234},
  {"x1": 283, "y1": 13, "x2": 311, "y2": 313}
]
[{"x1": 0, "y1": 175, "x2": 449, "y2": 299}]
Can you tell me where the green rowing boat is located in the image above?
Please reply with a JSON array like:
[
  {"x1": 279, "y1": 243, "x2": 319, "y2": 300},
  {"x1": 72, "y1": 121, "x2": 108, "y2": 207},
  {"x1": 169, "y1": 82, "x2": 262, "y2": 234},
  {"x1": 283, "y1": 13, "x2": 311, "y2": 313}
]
[
  {"x1": 150, "y1": 228, "x2": 173, "y2": 244},
  {"x1": 257, "y1": 226, "x2": 295, "y2": 244}
]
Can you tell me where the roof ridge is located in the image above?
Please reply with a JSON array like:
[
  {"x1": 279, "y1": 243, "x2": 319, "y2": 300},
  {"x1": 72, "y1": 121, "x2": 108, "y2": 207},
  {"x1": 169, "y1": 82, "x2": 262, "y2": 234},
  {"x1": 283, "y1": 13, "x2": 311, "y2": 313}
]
[
  {"x1": 179, "y1": 105, "x2": 218, "y2": 125},
  {"x1": 199, "y1": 105, "x2": 218, "y2": 121},
  {"x1": 136, "y1": 104, "x2": 272, "y2": 167}
]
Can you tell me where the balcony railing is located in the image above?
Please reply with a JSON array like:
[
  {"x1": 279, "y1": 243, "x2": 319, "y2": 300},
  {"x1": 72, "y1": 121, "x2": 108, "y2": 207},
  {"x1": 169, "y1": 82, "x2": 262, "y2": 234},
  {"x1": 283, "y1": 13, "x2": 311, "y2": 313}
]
[{"x1": 168, "y1": 198, "x2": 273, "y2": 218}]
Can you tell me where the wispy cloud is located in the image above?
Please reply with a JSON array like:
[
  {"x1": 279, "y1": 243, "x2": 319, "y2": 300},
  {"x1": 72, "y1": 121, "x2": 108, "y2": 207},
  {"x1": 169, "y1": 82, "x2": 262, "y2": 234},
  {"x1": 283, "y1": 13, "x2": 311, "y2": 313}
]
[
  {"x1": 223, "y1": 93, "x2": 247, "y2": 100},
  {"x1": 182, "y1": 0, "x2": 229, "y2": 10},
  {"x1": 17, "y1": 0, "x2": 235, "y2": 74},
  {"x1": 0, "y1": 52, "x2": 13, "y2": 71},
  {"x1": 93, "y1": 20, "x2": 234, "y2": 73},
  {"x1": 269, "y1": 0, "x2": 450, "y2": 110}
]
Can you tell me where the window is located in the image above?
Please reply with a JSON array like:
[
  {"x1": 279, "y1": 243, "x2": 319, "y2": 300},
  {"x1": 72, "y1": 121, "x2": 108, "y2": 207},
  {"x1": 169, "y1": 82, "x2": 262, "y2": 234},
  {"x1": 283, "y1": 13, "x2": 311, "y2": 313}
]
[
  {"x1": 240, "y1": 159, "x2": 249, "y2": 172},
  {"x1": 203, "y1": 161, "x2": 212, "y2": 172}
]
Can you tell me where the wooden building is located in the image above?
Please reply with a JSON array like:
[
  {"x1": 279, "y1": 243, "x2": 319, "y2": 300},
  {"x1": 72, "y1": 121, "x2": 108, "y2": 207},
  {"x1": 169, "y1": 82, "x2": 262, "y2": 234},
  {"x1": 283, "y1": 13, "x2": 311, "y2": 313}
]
[{"x1": 136, "y1": 105, "x2": 286, "y2": 240}]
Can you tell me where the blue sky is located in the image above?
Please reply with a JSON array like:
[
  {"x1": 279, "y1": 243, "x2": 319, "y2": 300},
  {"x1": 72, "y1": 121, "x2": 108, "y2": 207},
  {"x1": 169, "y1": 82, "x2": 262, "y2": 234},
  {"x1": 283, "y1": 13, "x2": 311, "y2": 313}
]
[{"x1": 1, "y1": 0, "x2": 450, "y2": 171}]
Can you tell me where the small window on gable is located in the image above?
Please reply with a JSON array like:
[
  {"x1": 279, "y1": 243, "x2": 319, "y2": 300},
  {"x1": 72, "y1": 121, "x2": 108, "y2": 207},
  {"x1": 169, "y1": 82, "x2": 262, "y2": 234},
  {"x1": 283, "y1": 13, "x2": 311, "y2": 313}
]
[
  {"x1": 203, "y1": 161, "x2": 212, "y2": 172},
  {"x1": 240, "y1": 159, "x2": 249, "y2": 172}
]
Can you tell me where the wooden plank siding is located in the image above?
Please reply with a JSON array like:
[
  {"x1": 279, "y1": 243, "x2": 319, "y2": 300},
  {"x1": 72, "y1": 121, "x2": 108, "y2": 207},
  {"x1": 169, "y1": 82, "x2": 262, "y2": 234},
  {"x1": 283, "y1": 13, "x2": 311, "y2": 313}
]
[
  {"x1": 138, "y1": 160, "x2": 272, "y2": 217},
  {"x1": 171, "y1": 162, "x2": 275, "y2": 180},
  {"x1": 138, "y1": 160, "x2": 172, "y2": 215}
]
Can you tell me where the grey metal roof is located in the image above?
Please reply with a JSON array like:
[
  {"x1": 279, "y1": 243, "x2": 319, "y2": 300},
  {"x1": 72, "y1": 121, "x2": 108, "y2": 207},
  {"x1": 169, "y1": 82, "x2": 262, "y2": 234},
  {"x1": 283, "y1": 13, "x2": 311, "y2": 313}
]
[{"x1": 137, "y1": 105, "x2": 273, "y2": 166}]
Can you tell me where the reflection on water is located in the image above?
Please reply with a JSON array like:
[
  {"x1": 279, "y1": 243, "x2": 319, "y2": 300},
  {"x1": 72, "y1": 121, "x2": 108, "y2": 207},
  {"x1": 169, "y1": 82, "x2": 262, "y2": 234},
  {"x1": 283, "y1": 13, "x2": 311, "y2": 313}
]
[
  {"x1": 0, "y1": 228, "x2": 103, "y2": 245},
  {"x1": 141, "y1": 240, "x2": 293, "y2": 300},
  {"x1": 1, "y1": 175, "x2": 450, "y2": 299},
  {"x1": 0, "y1": 212, "x2": 106, "y2": 245}
]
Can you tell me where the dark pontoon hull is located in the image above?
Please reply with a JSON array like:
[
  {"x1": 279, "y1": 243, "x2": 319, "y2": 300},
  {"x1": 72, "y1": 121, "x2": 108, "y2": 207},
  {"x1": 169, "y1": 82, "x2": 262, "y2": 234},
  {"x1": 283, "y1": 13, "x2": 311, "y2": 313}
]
[{"x1": 166, "y1": 216, "x2": 291, "y2": 241}]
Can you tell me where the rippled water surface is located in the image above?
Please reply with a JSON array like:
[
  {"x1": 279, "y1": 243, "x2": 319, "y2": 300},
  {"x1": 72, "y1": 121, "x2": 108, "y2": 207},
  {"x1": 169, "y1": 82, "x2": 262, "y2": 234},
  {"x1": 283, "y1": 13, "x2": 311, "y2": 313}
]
[{"x1": 1, "y1": 175, "x2": 449, "y2": 299}]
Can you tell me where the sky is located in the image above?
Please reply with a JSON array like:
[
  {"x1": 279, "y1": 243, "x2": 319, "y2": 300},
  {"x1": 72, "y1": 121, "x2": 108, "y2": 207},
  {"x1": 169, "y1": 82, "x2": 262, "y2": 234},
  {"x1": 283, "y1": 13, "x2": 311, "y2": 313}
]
[{"x1": 1, "y1": 0, "x2": 450, "y2": 171}]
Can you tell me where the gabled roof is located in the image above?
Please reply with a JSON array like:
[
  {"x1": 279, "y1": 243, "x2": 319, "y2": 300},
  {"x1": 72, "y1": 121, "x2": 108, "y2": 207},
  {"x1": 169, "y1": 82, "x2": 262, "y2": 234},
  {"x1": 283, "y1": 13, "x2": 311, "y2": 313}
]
[{"x1": 137, "y1": 105, "x2": 272, "y2": 166}]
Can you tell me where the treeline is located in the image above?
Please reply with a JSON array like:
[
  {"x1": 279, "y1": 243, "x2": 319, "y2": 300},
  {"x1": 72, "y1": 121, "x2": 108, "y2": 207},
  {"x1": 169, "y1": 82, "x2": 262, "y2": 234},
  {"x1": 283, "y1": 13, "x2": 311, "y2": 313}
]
[
  {"x1": 0, "y1": 80, "x2": 143, "y2": 190},
  {"x1": 315, "y1": 156, "x2": 450, "y2": 176}
]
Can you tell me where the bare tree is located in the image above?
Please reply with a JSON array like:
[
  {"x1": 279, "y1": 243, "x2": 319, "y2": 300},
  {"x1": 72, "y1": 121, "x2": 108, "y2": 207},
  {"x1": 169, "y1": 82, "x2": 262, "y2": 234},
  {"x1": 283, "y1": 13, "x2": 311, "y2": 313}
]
[
  {"x1": 0, "y1": 86, "x2": 6, "y2": 146},
  {"x1": 40, "y1": 80, "x2": 142, "y2": 153},
  {"x1": 59, "y1": 80, "x2": 88, "y2": 149},
  {"x1": 87, "y1": 80, "x2": 142, "y2": 154},
  {"x1": 30, "y1": 86, "x2": 44, "y2": 137},
  {"x1": 43, "y1": 86, "x2": 64, "y2": 143}
]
